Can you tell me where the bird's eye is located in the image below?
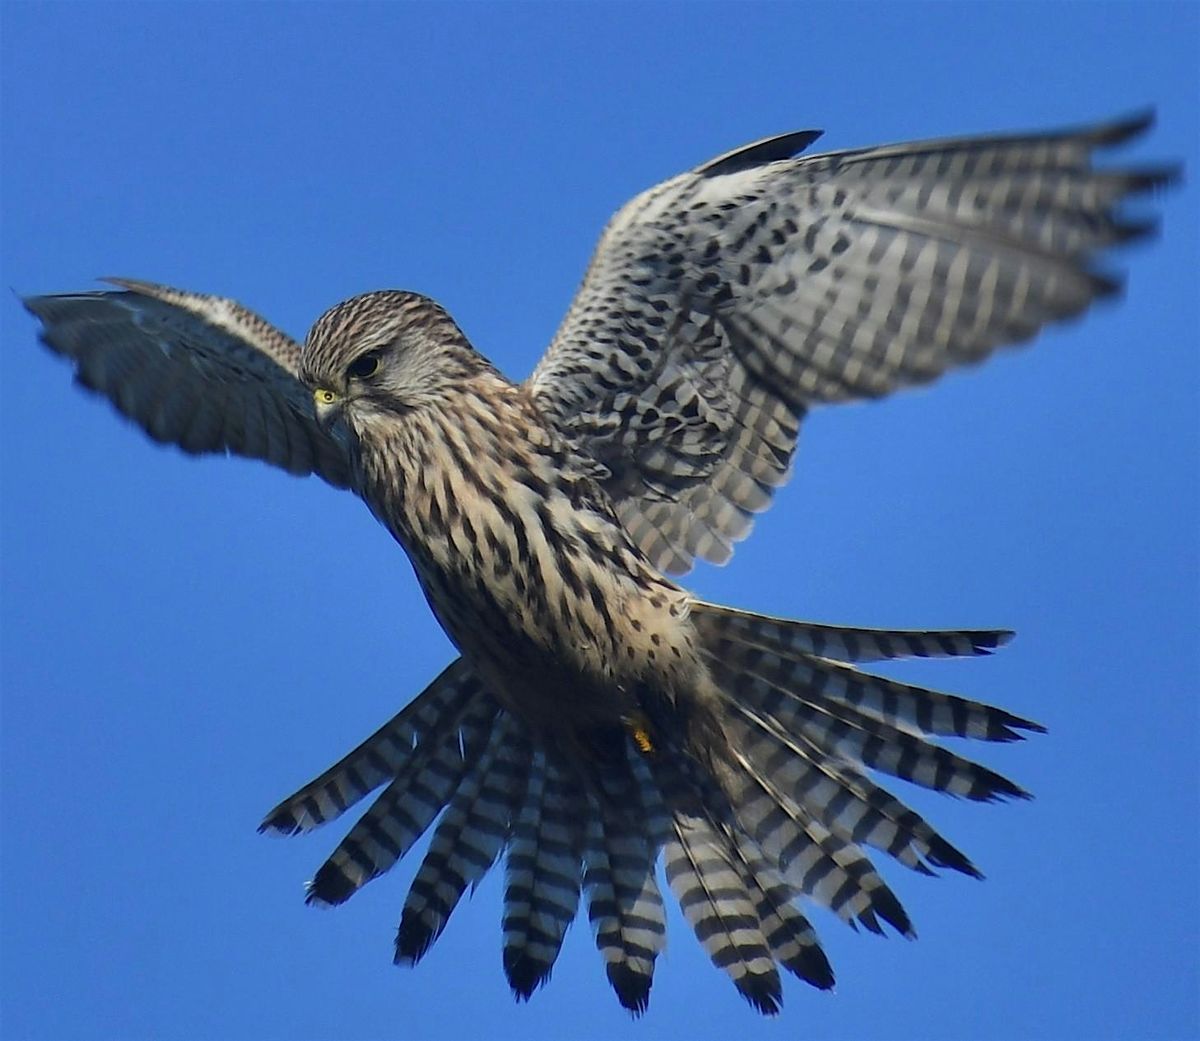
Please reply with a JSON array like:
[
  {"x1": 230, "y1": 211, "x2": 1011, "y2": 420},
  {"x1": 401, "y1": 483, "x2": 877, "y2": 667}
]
[{"x1": 347, "y1": 353, "x2": 381, "y2": 380}]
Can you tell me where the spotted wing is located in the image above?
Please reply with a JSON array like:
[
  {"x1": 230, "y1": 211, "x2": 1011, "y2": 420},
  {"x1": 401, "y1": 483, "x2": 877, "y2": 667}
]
[
  {"x1": 529, "y1": 113, "x2": 1175, "y2": 574},
  {"x1": 25, "y1": 278, "x2": 353, "y2": 487}
]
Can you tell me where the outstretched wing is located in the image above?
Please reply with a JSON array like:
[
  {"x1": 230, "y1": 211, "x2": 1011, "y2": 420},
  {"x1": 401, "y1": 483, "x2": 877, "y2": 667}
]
[
  {"x1": 25, "y1": 278, "x2": 353, "y2": 488},
  {"x1": 528, "y1": 112, "x2": 1175, "y2": 574}
]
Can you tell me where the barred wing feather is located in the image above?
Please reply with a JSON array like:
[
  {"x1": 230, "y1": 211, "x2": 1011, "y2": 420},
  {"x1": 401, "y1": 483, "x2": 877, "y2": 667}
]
[{"x1": 529, "y1": 112, "x2": 1175, "y2": 573}]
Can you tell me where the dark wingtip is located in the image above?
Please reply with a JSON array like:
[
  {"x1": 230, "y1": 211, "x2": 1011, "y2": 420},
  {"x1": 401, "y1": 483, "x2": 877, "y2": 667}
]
[
  {"x1": 699, "y1": 129, "x2": 824, "y2": 177},
  {"x1": 20, "y1": 291, "x2": 48, "y2": 318},
  {"x1": 1087, "y1": 111, "x2": 1183, "y2": 194}
]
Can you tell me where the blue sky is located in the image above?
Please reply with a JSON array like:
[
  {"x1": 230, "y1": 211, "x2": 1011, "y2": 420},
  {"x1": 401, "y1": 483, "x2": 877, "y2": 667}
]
[{"x1": 1, "y1": 3, "x2": 1196, "y2": 1040}]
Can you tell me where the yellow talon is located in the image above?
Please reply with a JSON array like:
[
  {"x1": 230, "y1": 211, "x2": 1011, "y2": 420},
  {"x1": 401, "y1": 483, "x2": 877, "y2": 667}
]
[{"x1": 624, "y1": 711, "x2": 655, "y2": 754}]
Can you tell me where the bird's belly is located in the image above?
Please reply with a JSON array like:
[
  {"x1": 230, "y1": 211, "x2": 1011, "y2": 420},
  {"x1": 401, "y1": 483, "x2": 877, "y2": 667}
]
[
  {"x1": 409, "y1": 551, "x2": 689, "y2": 744},
  {"x1": 416, "y1": 559, "x2": 613, "y2": 688}
]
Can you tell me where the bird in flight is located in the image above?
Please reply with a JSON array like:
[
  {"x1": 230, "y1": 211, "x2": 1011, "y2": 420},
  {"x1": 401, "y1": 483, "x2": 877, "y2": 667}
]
[{"x1": 26, "y1": 112, "x2": 1175, "y2": 1014}]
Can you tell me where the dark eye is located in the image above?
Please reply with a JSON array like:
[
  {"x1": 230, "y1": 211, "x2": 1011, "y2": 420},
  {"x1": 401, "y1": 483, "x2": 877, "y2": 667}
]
[{"x1": 347, "y1": 353, "x2": 381, "y2": 380}]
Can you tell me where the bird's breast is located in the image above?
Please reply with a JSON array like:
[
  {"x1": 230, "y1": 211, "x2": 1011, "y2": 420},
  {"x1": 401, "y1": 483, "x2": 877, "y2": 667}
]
[{"x1": 353, "y1": 401, "x2": 696, "y2": 718}]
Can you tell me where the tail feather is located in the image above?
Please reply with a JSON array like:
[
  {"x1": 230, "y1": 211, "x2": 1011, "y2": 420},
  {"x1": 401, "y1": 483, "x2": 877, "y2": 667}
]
[
  {"x1": 581, "y1": 753, "x2": 668, "y2": 1014},
  {"x1": 662, "y1": 806, "x2": 783, "y2": 1015},
  {"x1": 502, "y1": 751, "x2": 583, "y2": 1000},
  {"x1": 694, "y1": 601, "x2": 1014, "y2": 664},
  {"x1": 697, "y1": 604, "x2": 1043, "y2": 758},
  {"x1": 730, "y1": 830, "x2": 835, "y2": 991},
  {"x1": 259, "y1": 658, "x2": 482, "y2": 835},
  {"x1": 722, "y1": 687, "x2": 978, "y2": 877},
  {"x1": 727, "y1": 743, "x2": 913, "y2": 936},
  {"x1": 710, "y1": 647, "x2": 1032, "y2": 801},
  {"x1": 395, "y1": 714, "x2": 530, "y2": 964},
  {"x1": 792, "y1": 650, "x2": 1044, "y2": 742},
  {"x1": 305, "y1": 693, "x2": 500, "y2": 906},
  {"x1": 264, "y1": 599, "x2": 1041, "y2": 1012}
]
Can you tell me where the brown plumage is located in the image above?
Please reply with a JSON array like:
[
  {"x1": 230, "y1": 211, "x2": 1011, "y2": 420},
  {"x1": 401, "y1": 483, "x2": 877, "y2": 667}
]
[{"x1": 24, "y1": 113, "x2": 1177, "y2": 1014}]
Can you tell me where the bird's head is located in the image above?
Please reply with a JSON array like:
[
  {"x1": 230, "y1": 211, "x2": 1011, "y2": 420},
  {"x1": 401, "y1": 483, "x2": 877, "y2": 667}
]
[{"x1": 301, "y1": 290, "x2": 495, "y2": 431}]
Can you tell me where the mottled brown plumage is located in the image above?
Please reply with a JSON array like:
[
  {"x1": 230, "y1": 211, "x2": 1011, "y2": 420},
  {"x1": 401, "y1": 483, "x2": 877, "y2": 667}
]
[{"x1": 24, "y1": 113, "x2": 1177, "y2": 1014}]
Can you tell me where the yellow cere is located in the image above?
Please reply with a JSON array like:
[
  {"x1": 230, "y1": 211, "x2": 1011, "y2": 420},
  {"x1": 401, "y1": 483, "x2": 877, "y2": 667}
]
[{"x1": 314, "y1": 388, "x2": 338, "y2": 405}]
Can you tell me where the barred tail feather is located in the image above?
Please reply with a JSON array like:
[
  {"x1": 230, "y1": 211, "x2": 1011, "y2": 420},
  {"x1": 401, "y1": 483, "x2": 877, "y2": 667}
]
[
  {"x1": 693, "y1": 600, "x2": 1015, "y2": 664},
  {"x1": 502, "y1": 752, "x2": 583, "y2": 999},
  {"x1": 792, "y1": 650, "x2": 1044, "y2": 743},
  {"x1": 395, "y1": 713, "x2": 530, "y2": 964},
  {"x1": 725, "y1": 742, "x2": 913, "y2": 936},
  {"x1": 663, "y1": 808, "x2": 783, "y2": 1014},
  {"x1": 680, "y1": 597, "x2": 1043, "y2": 1002},
  {"x1": 259, "y1": 658, "x2": 483, "y2": 835},
  {"x1": 261, "y1": 599, "x2": 1039, "y2": 1013},
  {"x1": 305, "y1": 693, "x2": 500, "y2": 906},
  {"x1": 721, "y1": 685, "x2": 978, "y2": 877},
  {"x1": 729, "y1": 830, "x2": 835, "y2": 991},
  {"x1": 581, "y1": 758, "x2": 668, "y2": 1014},
  {"x1": 715, "y1": 649, "x2": 1031, "y2": 801}
]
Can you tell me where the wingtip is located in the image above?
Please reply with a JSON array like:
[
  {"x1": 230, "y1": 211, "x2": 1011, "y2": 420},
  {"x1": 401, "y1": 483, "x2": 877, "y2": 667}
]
[
  {"x1": 100, "y1": 275, "x2": 159, "y2": 295},
  {"x1": 698, "y1": 128, "x2": 825, "y2": 178},
  {"x1": 13, "y1": 286, "x2": 39, "y2": 312},
  {"x1": 20, "y1": 291, "x2": 47, "y2": 318}
]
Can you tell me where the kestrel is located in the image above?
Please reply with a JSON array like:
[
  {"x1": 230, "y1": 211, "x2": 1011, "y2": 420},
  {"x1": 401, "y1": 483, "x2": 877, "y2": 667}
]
[{"x1": 25, "y1": 112, "x2": 1176, "y2": 1014}]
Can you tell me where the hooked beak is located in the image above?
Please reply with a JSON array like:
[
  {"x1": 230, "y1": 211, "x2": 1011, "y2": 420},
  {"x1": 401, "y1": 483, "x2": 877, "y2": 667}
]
[{"x1": 312, "y1": 387, "x2": 343, "y2": 432}]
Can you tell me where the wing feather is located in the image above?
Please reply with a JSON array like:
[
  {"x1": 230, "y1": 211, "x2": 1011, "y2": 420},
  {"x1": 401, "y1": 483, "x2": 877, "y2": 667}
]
[
  {"x1": 529, "y1": 112, "x2": 1176, "y2": 573},
  {"x1": 25, "y1": 278, "x2": 352, "y2": 487}
]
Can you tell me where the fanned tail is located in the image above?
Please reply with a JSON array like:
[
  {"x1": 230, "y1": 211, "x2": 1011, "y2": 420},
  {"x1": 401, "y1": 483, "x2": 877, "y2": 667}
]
[
  {"x1": 261, "y1": 604, "x2": 1040, "y2": 1014},
  {"x1": 698, "y1": 599, "x2": 1041, "y2": 921}
]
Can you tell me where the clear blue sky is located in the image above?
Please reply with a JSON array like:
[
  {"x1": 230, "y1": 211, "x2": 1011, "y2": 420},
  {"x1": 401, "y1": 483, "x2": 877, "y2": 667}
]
[{"x1": 2, "y1": 4, "x2": 1196, "y2": 1040}]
